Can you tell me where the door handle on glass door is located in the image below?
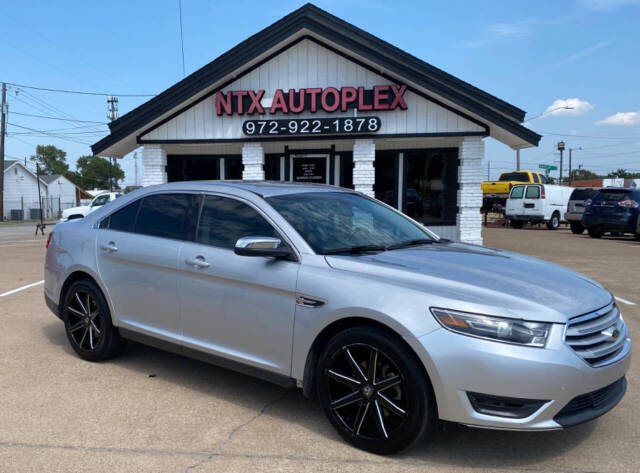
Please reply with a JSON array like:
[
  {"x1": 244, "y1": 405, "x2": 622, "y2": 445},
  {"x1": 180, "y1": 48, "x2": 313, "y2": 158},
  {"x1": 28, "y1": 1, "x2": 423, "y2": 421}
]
[
  {"x1": 185, "y1": 256, "x2": 210, "y2": 269},
  {"x1": 100, "y1": 241, "x2": 118, "y2": 252}
]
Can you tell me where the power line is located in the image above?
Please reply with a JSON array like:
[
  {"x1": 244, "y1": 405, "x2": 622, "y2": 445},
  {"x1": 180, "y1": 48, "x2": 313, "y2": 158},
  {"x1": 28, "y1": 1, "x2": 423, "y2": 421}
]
[
  {"x1": 178, "y1": 0, "x2": 186, "y2": 77},
  {"x1": 9, "y1": 111, "x2": 108, "y2": 125},
  {"x1": 7, "y1": 122, "x2": 93, "y2": 145},
  {"x1": 536, "y1": 130, "x2": 640, "y2": 140},
  {"x1": 4, "y1": 81, "x2": 155, "y2": 97}
]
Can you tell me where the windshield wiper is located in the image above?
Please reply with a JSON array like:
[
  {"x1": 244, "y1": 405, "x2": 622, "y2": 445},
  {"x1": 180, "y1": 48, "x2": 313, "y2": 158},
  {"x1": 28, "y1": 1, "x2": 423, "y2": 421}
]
[
  {"x1": 321, "y1": 245, "x2": 388, "y2": 255},
  {"x1": 386, "y1": 238, "x2": 434, "y2": 250}
]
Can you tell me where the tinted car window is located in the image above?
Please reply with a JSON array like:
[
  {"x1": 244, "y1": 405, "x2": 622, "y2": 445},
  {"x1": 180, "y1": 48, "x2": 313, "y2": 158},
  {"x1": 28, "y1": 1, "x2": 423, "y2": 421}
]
[
  {"x1": 592, "y1": 190, "x2": 633, "y2": 205},
  {"x1": 134, "y1": 193, "x2": 200, "y2": 240},
  {"x1": 510, "y1": 186, "x2": 524, "y2": 198},
  {"x1": 570, "y1": 188, "x2": 598, "y2": 200},
  {"x1": 104, "y1": 199, "x2": 141, "y2": 232},
  {"x1": 532, "y1": 173, "x2": 540, "y2": 183},
  {"x1": 525, "y1": 186, "x2": 540, "y2": 199},
  {"x1": 500, "y1": 172, "x2": 529, "y2": 182},
  {"x1": 92, "y1": 194, "x2": 110, "y2": 207},
  {"x1": 540, "y1": 174, "x2": 549, "y2": 184},
  {"x1": 196, "y1": 196, "x2": 278, "y2": 249}
]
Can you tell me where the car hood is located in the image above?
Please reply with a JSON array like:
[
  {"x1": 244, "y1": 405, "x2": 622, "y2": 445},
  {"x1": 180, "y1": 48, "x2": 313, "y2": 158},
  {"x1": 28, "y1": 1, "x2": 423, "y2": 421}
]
[
  {"x1": 62, "y1": 205, "x2": 89, "y2": 217},
  {"x1": 325, "y1": 242, "x2": 612, "y2": 323}
]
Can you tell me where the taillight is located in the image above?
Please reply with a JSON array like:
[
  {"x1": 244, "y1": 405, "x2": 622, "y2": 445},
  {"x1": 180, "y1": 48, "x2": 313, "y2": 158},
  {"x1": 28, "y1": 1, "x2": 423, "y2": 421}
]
[
  {"x1": 46, "y1": 232, "x2": 53, "y2": 249},
  {"x1": 618, "y1": 199, "x2": 639, "y2": 208},
  {"x1": 585, "y1": 198, "x2": 592, "y2": 206},
  {"x1": 541, "y1": 186, "x2": 546, "y2": 199}
]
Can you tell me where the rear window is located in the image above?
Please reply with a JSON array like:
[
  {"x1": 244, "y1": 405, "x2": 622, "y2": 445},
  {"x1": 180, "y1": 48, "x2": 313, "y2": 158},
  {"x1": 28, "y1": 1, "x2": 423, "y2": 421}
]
[
  {"x1": 525, "y1": 186, "x2": 541, "y2": 199},
  {"x1": 570, "y1": 188, "x2": 598, "y2": 200},
  {"x1": 592, "y1": 190, "x2": 634, "y2": 205},
  {"x1": 510, "y1": 186, "x2": 525, "y2": 198},
  {"x1": 500, "y1": 172, "x2": 529, "y2": 182}
]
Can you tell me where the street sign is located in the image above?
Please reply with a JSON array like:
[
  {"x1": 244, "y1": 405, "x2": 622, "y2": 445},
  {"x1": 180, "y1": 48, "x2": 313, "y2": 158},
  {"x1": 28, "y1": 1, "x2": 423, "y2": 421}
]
[{"x1": 539, "y1": 164, "x2": 558, "y2": 171}]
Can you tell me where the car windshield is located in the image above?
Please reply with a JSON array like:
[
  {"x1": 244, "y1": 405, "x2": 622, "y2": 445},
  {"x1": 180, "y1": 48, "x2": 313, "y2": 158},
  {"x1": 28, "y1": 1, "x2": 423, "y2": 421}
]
[{"x1": 266, "y1": 192, "x2": 435, "y2": 254}]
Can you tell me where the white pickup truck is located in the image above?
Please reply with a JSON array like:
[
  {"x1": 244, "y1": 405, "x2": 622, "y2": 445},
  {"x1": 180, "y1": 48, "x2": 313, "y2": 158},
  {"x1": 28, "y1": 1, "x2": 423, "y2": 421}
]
[{"x1": 60, "y1": 192, "x2": 121, "y2": 222}]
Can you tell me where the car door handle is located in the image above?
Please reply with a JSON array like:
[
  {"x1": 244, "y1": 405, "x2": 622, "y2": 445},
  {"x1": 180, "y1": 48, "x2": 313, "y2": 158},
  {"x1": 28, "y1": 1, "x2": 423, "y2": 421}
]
[
  {"x1": 185, "y1": 256, "x2": 210, "y2": 269},
  {"x1": 100, "y1": 241, "x2": 118, "y2": 252}
]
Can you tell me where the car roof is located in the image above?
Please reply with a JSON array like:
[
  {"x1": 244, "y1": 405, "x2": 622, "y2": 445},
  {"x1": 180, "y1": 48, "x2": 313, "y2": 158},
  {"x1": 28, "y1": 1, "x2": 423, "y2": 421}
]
[{"x1": 145, "y1": 180, "x2": 357, "y2": 198}]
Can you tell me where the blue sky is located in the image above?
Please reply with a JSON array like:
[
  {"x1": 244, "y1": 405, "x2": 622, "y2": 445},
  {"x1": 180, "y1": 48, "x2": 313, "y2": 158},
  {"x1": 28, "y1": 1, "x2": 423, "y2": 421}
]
[{"x1": 1, "y1": 0, "x2": 639, "y2": 185}]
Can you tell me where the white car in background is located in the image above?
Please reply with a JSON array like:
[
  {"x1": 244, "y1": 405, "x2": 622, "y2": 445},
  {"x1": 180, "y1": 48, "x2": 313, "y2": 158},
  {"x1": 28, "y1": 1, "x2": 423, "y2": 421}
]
[{"x1": 60, "y1": 192, "x2": 121, "y2": 222}]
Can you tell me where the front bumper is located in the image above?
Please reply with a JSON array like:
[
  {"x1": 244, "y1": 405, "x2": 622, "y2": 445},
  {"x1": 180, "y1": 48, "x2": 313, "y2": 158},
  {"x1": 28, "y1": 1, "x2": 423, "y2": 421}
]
[
  {"x1": 564, "y1": 211, "x2": 583, "y2": 222},
  {"x1": 582, "y1": 213, "x2": 637, "y2": 232},
  {"x1": 413, "y1": 323, "x2": 631, "y2": 430}
]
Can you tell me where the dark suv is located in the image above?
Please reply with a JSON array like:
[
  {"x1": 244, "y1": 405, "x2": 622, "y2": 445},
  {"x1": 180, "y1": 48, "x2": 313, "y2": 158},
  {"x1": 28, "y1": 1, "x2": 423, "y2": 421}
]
[{"x1": 582, "y1": 188, "x2": 640, "y2": 239}]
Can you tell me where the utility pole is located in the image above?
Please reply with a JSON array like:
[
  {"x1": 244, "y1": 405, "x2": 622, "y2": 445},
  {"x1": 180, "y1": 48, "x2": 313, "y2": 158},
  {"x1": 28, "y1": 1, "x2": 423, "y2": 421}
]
[
  {"x1": 568, "y1": 147, "x2": 582, "y2": 186},
  {"x1": 487, "y1": 161, "x2": 490, "y2": 180},
  {"x1": 106, "y1": 96, "x2": 119, "y2": 191},
  {"x1": 0, "y1": 82, "x2": 6, "y2": 221}
]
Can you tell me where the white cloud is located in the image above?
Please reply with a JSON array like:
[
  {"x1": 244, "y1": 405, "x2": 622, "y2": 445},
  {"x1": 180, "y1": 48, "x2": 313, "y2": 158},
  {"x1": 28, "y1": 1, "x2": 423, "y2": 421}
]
[
  {"x1": 544, "y1": 98, "x2": 594, "y2": 117},
  {"x1": 562, "y1": 41, "x2": 612, "y2": 65},
  {"x1": 579, "y1": 0, "x2": 640, "y2": 11},
  {"x1": 596, "y1": 111, "x2": 640, "y2": 125},
  {"x1": 459, "y1": 17, "x2": 560, "y2": 48}
]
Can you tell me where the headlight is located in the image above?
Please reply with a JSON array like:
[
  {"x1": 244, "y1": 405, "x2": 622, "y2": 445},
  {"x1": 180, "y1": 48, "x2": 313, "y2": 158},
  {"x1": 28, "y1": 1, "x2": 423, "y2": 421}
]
[{"x1": 430, "y1": 308, "x2": 550, "y2": 347}]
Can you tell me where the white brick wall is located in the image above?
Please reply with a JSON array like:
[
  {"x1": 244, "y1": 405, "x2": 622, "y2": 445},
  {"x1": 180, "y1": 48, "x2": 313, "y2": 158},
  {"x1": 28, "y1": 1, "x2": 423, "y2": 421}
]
[
  {"x1": 242, "y1": 143, "x2": 264, "y2": 180},
  {"x1": 142, "y1": 145, "x2": 168, "y2": 187},
  {"x1": 456, "y1": 137, "x2": 484, "y2": 245},
  {"x1": 353, "y1": 139, "x2": 375, "y2": 197}
]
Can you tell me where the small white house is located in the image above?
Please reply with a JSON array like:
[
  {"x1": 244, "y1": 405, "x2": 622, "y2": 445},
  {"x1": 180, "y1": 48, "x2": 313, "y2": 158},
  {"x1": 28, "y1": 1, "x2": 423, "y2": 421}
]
[
  {"x1": 2, "y1": 160, "x2": 49, "y2": 221},
  {"x1": 41, "y1": 174, "x2": 80, "y2": 216}
]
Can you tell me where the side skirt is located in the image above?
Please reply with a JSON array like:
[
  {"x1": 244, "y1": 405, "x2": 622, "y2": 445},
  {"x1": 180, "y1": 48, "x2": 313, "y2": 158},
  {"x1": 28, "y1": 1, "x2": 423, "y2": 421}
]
[{"x1": 119, "y1": 328, "x2": 295, "y2": 389}]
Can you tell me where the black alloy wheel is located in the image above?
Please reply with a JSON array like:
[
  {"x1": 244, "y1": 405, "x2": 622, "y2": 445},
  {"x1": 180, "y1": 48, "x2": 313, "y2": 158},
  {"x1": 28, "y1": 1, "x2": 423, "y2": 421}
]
[
  {"x1": 63, "y1": 280, "x2": 125, "y2": 361},
  {"x1": 317, "y1": 327, "x2": 434, "y2": 454}
]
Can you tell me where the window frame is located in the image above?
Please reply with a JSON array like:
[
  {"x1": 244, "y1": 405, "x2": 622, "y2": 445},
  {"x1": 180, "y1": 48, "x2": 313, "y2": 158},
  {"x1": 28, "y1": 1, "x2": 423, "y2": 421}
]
[
  {"x1": 525, "y1": 185, "x2": 541, "y2": 199},
  {"x1": 193, "y1": 192, "x2": 301, "y2": 261},
  {"x1": 509, "y1": 185, "x2": 525, "y2": 199},
  {"x1": 97, "y1": 191, "x2": 203, "y2": 242}
]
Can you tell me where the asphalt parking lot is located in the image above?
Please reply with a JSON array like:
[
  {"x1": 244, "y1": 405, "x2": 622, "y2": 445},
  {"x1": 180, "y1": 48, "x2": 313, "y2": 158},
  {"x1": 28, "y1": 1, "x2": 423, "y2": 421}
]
[{"x1": 0, "y1": 223, "x2": 637, "y2": 473}]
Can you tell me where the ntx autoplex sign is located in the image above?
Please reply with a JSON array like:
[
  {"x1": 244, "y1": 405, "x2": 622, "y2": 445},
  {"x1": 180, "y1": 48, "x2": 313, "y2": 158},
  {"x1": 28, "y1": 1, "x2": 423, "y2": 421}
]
[{"x1": 215, "y1": 85, "x2": 408, "y2": 115}]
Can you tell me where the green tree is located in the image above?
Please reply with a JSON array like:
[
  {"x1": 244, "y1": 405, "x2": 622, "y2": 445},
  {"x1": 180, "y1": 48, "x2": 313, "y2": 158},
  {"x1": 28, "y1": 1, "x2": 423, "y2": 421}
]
[
  {"x1": 30, "y1": 144, "x2": 69, "y2": 175},
  {"x1": 75, "y1": 155, "x2": 125, "y2": 190},
  {"x1": 608, "y1": 168, "x2": 629, "y2": 178}
]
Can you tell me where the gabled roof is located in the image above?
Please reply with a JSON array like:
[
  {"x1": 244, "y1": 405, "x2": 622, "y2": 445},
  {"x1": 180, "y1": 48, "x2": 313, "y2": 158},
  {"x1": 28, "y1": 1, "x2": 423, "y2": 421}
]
[
  {"x1": 92, "y1": 3, "x2": 540, "y2": 155},
  {"x1": 41, "y1": 174, "x2": 62, "y2": 184},
  {"x1": 3, "y1": 159, "x2": 17, "y2": 172},
  {"x1": 3, "y1": 160, "x2": 49, "y2": 186}
]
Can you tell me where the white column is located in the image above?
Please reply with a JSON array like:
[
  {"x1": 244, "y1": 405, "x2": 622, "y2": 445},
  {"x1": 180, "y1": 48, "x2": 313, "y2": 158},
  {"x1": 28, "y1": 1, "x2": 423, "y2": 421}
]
[
  {"x1": 242, "y1": 143, "x2": 264, "y2": 180},
  {"x1": 353, "y1": 139, "x2": 375, "y2": 197},
  {"x1": 142, "y1": 144, "x2": 167, "y2": 187},
  {"x1": 457, "y1": 137, "x2": 484, "y2": 245}
]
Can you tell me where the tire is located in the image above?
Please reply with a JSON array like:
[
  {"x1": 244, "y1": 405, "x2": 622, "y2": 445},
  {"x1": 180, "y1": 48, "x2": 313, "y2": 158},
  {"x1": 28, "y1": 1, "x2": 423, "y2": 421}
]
[
  {"x1": 569, "y1": 222, "x2": 584, "y2": 234},
  {"x1": 588, "y1": 228, "x2": 603, "y2": 239},
  {"x1": 511, "y1": 220, "x2": 524, "y2": 229},
  {"x1": 546, "y1": 212, "x2": 560, "y2": 230},
  {"x1": 316, "y1": 326, "x2": 435, "y2": 455},
  {"x1": 62, "y1": 279, "x2": 125, "y2": 362},
  {"x1": 635, "y1": 233, "x2": 640, "y2": 241}
]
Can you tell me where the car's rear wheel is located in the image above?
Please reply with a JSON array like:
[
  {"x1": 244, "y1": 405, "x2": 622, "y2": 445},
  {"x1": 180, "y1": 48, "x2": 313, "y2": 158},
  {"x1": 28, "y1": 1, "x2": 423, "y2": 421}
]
[
  {"x1": 62, "y1": 280, "x2": 125, "y2": 361},
  {"x1": 569, "y1": 221, "x2": 584, "y2": 234},
  {"x1": 547, "y1": 212, "x2": 560, "y2": 230},
  {"x1": 316, "y1": 327, "x2": 435, "y2": 454},
  {"x1": 588, "y1": 228, "x2": 603, "y2": 239},
  {"x1": 511, "y1": 220, "x2": 524, "y2": 229}
]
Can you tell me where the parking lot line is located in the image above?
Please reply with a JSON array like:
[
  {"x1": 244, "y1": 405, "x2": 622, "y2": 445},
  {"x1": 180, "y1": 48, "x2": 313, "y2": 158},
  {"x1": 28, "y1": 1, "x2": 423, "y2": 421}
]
[
  {"x1": 0, "y1": 280, "x2": 44, "y2": 298},
  {"x1": 615, "y1": 296, "x2": 636, "y2": 306}
]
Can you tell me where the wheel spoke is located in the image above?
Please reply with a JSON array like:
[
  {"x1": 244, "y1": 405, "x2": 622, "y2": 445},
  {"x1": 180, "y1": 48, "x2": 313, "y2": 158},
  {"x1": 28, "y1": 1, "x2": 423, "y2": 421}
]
[
  {"x1": 375, "y1": 374, "x2": 401, "y2": 392},
  {"x1": 377, "y1": 392, "x2": 407, "y2": 418},
  {"x1": 89, "y1": 320, "x2": 101, "y2": 334},
  {"x1": 86, "y1": 294, "x2": 92, "y2": 316},
  {"x1": 69, "y1": 321, "x2": 85, "y2": 333},
  {"x1": 327, "y1": 369, "x2": 361, "y2": 388},
  {"x1": 367, "y1": 348, "x2": 378, "y2": 384},
  {"x1": 74, "y1": 292, "x2": 88, "y2": 315},
  {"x1": 373, "y1": 400, "x2": 389, "y2": 439},
  {"x1": 353, "y1": 401, "x2": 370, "y2": 436},
  {"x1": 344, "y1": 348, "x2": 367, "y2": 382},
  {"x1": 89, "y1": 325, "x2": 94, "y2": 349},
  {"x1": 330, "y1": 390, "x2": 363, "y2": 410},
  {"x1": 78, "y1": 326, "x2": 89, "y2": 347},
  {"x1": 89, "y1": 310, "x2": 99, "y2": 321},
  {"x1": 67, "y1": 306, "x2": 84, "y2": 317}
]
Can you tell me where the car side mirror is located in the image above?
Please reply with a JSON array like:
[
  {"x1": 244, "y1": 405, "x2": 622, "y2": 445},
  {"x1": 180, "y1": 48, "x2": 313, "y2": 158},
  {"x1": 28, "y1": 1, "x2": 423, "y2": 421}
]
[{"x1": 234, "y1": 236, "x2": 292, "y2": 259}]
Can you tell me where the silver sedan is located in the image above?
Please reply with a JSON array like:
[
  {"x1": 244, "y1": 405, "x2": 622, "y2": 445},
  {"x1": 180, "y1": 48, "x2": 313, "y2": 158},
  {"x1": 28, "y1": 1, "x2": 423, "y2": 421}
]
[{"x1": 44, "y1": 181, "x2": 630, "y2": 454}]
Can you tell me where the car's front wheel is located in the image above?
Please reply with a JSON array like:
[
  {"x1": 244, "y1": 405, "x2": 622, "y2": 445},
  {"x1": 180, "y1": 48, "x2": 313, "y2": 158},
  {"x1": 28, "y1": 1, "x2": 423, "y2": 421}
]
[
  {"x1": 62, "y1": 279, "x2": 125, "y2": 362},
  {"x1": 316, "y1": 327, "x2": 435, "y2": 454},
  {"x1": 588, "y1": 228, "x2": 603, "y2": 239},
  {"x1": 569, "y1": 221, "x2": 584, "y2": 234}
]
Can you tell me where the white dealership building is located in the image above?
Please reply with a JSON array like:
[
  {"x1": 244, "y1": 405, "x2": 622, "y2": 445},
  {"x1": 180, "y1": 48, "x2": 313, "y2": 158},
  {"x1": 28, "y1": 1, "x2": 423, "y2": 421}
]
[{"x1": 92, "y1": 3, "x2": 540, "y2": 244}]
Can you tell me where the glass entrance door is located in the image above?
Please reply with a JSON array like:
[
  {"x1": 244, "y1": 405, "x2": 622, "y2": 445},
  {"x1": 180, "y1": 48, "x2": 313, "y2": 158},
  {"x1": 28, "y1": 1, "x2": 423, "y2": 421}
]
[{"x1": 290, "y1": 154, "x2": 330, "y2": 184}]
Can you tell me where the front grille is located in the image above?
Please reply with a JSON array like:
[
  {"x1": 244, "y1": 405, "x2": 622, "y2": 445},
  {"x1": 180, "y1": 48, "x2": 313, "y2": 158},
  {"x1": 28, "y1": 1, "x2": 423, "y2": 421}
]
[
  {"x1": 554, "y1": 377, "x2": 627, "y2": 427},
  {"x1": 565, "y1": 303, "x2": 627, "y2": 367}
]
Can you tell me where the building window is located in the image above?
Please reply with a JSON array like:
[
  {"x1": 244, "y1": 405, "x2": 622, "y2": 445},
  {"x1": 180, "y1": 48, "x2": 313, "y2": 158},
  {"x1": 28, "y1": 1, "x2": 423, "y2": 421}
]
[
  {"x1": 225, "y1": 157, "x2": 243, "y2": 179},
  {"x1": 265, "y1": 155, "x2": 281, "y2": 180},
  {"x1": 403, "y1": 149, "x2": 458, "y2": 226},
  {"x1": 339, "y1": 153, "x2": 353, "y2": 189},
  {"x1": 374, "y1": 151, "x2": 397, "y2": 208}
]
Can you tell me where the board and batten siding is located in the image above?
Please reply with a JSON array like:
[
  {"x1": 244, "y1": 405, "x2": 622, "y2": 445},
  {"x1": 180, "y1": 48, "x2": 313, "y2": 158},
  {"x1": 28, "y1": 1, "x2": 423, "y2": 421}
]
[
  {"x1": 2, "y1": 164, "x2": 46, "y2": 219},
  {"x1": 141, "y1": 39, "x2": 485, "y2": 141}
]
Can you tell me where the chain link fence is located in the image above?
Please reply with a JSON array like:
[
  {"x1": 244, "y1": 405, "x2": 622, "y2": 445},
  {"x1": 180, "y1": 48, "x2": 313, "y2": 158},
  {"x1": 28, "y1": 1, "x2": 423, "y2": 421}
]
[{"x1": 3, "y1": 197, "x2": 77, "y2": 221}]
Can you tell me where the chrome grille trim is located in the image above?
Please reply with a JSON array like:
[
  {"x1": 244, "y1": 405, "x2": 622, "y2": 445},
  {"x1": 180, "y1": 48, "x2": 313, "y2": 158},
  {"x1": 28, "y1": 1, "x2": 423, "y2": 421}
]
[{"x1": 565, "y1": 303, "x2": 629, "y2": 367}]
